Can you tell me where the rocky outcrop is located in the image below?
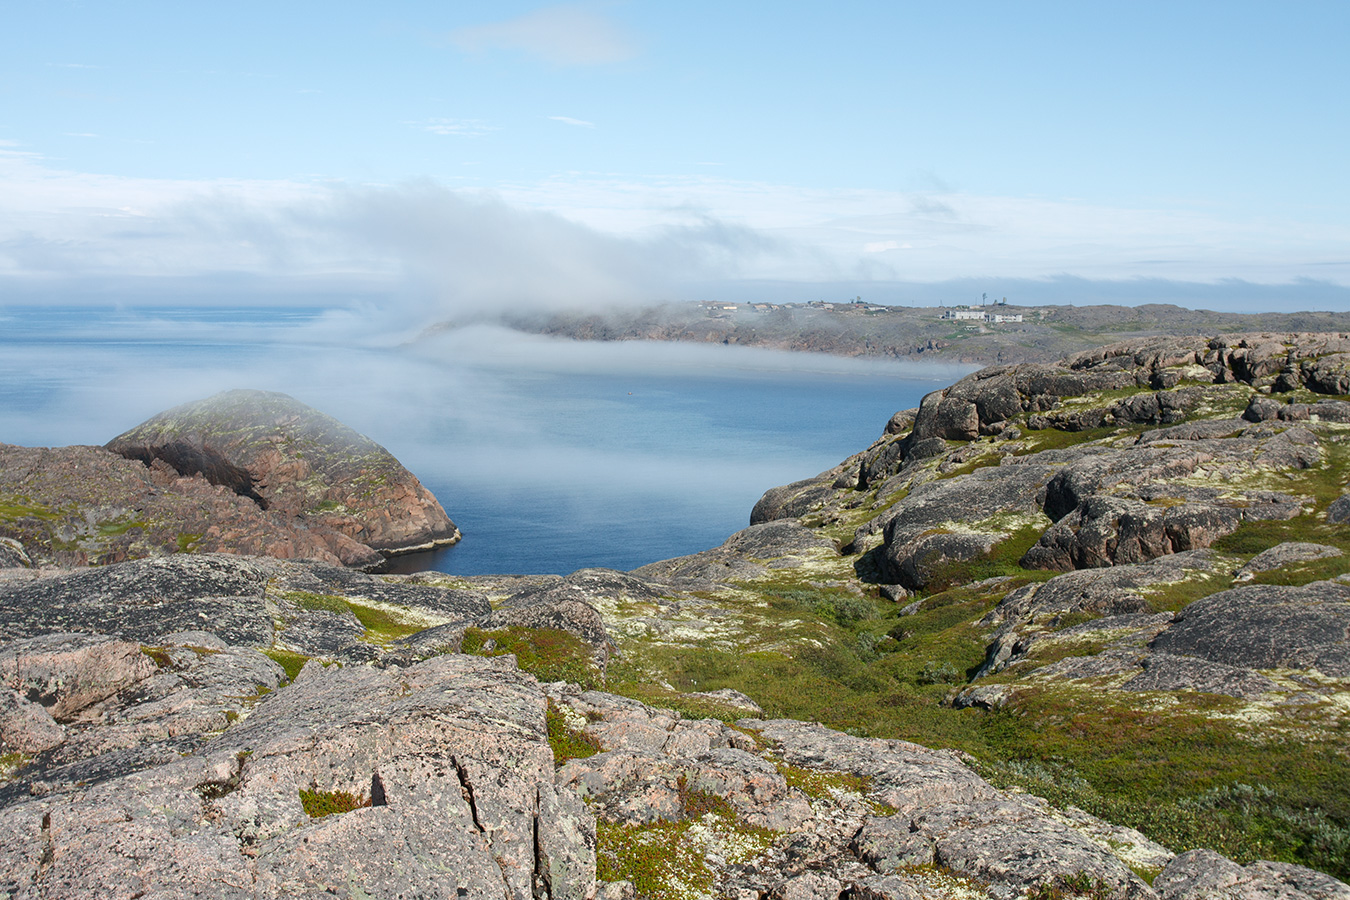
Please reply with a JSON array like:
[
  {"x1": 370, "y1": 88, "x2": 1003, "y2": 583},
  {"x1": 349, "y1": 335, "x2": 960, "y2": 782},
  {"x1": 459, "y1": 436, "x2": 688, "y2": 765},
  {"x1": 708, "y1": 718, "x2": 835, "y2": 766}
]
[
  {"x1": 0, "y1": 642, "x2": 593, "y2": 900},
  {"x1": 634, "y1": 521, "x2": 837, "y2": 586},
  {"x1": 106, "y1": 389, "x2": 460, "y2": 557},
  {"x1": 1150, "y1": 581, "x2": 1350, "y2": 677},
  {"x1": 1, "y1": 391, "x2": 459, "y2": 570}
]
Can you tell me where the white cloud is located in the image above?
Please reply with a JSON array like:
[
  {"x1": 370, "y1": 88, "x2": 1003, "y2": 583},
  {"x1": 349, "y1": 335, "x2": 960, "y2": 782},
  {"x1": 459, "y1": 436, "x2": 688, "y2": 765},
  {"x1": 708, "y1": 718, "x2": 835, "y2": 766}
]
[
  {"x1": 548, "y1": 116, "x2": 594, "y2": 128},
  {"x1": 1, "y1": 152, "x2": 1347, "y2": 318},
  {"x1": 448, "y1": 4, "x2": 637, "y2": 66},
  {"x1": 416, "y1": 118, "x2": 497, "y2": 137}
]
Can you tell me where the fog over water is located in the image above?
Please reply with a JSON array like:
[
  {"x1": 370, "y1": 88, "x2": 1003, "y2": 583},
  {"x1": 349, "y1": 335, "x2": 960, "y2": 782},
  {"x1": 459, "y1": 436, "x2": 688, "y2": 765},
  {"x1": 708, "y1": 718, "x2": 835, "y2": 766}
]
[{"x1": 1, "y1": 305, "x2": 972, "y2": 574}]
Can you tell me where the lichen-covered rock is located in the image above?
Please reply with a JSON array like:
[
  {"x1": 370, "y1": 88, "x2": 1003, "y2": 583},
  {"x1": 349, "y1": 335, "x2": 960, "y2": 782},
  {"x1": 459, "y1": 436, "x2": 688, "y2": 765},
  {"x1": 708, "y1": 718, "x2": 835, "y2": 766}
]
[
  {"x1": 1150, "y1": 581, "x2": 1350, "y2": 676},
  {"x1": 1235, "y1": 542, "x2": 1343, "y2": 581},
  {"x1": 1121, "y1": 652, "x2": 1280, "y2": 699},
  {"x1": 634, "y1": 522, "x2": 836, "y2": 586},
  {"x1": 0, "y1": 537, "x2": 30, "y2": 569},
  {"x1": 0, "y1": 651, "x2": 595, "y2": 900},
  {"x1": 0, "y1": 554, "x2": 275, "y2": 645},
  {"x1": 106, "y1": 389, "x2": 460, "y2": 559},
  {"x1": 1154, "y1": 848, "x2": 1350, "y2": 899},
  {"x1": 1023, "y1": 496, "x2": 1241, "y2": 571}
]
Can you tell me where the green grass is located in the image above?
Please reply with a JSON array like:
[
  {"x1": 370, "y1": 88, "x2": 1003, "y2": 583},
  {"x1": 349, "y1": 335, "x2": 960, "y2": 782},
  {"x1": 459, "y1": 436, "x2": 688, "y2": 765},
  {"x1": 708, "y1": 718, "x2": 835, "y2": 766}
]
[
  {"x1": 95, "y1": 517, "x2": 146, "y2": 537},
  {"x1": 546, "y1": 700, "x2": 603, "y2": 765},
  {"x1": 280, "y1": 589, "x2": 425, "y2": 644},
  {"x1": 972, "y1": 686, "x2": 1350, "y2": 879},
  {"x1": 462, "y1": 626, "x2": 602, "y2": 689},
  {"x1": 260, "y1": 648, "x2": 310, "y2": 682},
  {"x1": 299, "y1": 788, "x2": 369, "y2": 818}
]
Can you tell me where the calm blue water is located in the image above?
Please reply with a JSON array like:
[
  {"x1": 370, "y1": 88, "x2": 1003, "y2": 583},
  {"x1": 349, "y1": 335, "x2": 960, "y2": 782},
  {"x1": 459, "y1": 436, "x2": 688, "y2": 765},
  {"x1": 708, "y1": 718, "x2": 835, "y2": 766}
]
[{"x1": 0, "y1": 305, "x2": 970, "y2": 574}]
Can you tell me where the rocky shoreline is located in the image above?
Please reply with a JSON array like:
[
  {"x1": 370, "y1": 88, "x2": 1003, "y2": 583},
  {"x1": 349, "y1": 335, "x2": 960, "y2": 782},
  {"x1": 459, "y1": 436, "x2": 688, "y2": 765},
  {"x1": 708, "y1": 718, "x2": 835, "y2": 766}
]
[{"x1": 2, "y1": 332, "x2": 1350, "y2": 898}]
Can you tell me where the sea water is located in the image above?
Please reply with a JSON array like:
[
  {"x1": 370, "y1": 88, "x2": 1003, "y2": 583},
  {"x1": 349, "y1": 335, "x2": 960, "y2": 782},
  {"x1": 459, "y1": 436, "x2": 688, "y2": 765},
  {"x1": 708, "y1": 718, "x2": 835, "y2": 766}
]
[{"x1": 0, "y1": 305, "x2": 972, "y2": 575}]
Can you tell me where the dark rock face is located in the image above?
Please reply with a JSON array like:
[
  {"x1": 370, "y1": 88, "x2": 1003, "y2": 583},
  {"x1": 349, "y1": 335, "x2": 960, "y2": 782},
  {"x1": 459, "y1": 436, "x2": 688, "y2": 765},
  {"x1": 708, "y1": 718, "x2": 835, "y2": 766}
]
[
  {"x1": 0, "y1": 554, "x2": 275, "y2": 646},
  {"x1": 1023, "y1": 496, "x2": 1242, "y2": 572},
  {"x1": 106, "y1": 389, "x2": 460, "y2": 559},
  {"x1": 1150, "y1": 582, "x2": 1350, "y2": 676},
  {"x1": 1120, "y1": 653, "x2": 1280, "y2": 699}
]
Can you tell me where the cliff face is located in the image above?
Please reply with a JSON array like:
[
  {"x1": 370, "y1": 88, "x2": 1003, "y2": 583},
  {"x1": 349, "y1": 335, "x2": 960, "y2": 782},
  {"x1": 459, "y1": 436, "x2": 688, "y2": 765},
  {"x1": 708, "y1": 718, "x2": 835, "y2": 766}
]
[{"x1": 0, "y1": 390, "x2": 459, "y2": 570}]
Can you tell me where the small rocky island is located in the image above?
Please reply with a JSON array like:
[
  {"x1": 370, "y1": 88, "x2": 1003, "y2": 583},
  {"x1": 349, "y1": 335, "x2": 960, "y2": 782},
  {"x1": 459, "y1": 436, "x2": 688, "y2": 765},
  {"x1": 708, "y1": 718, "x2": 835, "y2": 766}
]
[{"x1": 2, "y1": 335, "x2": 1350, "y2": 899}]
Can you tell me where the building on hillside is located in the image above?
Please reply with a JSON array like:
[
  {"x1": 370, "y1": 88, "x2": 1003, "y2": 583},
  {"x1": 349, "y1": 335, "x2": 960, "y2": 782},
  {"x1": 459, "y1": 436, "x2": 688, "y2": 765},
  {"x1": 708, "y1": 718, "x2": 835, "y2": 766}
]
[{"x1": 942, "y1": 308, "x2": 986, "y2": 321}]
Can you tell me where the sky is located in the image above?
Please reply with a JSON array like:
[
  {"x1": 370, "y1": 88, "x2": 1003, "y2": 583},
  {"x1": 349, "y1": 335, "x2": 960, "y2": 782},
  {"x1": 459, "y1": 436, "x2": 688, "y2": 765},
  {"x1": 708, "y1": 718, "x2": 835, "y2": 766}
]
[{"x1": 3, "y1": 1, "x2": 1349, "y2": 317}]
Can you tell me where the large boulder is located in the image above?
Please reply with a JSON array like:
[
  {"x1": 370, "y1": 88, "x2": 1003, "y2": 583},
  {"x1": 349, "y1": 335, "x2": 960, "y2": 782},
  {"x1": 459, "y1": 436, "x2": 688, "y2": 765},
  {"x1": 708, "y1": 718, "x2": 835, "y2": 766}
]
[{"x1": 106, "y1": 389, "x2": 460, "y2": 559}]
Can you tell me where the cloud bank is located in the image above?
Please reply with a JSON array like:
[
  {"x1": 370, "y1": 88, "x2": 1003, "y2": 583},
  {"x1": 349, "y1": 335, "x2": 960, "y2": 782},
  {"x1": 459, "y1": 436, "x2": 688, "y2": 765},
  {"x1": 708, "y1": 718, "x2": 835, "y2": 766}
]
[{"x1": 2, "y1": 146, "x2": 1347, "y2": 317}]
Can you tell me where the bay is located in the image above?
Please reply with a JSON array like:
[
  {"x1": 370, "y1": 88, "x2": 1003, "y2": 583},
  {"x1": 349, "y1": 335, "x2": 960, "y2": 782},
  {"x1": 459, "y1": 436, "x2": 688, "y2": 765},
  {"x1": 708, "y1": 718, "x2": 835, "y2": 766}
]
[{"x1": 0, "y1": 305, "x2": 972, "y2": 575}]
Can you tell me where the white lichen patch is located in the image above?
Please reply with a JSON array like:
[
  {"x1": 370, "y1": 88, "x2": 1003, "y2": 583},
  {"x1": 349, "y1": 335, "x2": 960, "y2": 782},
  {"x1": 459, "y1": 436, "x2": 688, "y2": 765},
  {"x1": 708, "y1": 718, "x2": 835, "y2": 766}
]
[
  {"x1": 340, "y1": 596, "x2": 454, "y2": 630},
  {"x1": 888, "y1": 865, "x2": 994, "y2": 900}
]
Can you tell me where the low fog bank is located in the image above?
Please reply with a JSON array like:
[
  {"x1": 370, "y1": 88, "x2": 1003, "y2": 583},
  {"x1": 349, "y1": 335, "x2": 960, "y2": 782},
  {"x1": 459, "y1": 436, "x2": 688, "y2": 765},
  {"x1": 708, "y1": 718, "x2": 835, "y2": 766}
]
[{"x1": 3, "y1": 305, "x2": 949, "y2": 572}]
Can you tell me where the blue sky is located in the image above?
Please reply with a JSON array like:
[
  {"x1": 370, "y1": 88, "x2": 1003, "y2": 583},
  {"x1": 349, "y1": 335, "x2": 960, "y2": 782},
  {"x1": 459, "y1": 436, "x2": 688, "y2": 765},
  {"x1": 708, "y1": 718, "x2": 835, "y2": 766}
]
[{"x1": 3, "y1": 1, "x2": 1349, "y2": 315}]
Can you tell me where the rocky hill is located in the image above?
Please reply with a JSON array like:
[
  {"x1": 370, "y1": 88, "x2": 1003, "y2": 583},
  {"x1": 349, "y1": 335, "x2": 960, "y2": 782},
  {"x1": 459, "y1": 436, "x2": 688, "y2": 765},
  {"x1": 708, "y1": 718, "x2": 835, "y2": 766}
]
[
  {"x1": 2, "y1": 334, "x2": 1350, "y2": 898},
  {"x1": 0, "y1": 389, "x2": 460, "y2": 570}
]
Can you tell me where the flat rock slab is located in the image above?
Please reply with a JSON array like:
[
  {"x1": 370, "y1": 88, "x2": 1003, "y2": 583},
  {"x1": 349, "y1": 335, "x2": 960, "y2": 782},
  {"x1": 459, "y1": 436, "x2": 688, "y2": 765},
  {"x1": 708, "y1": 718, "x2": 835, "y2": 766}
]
[
  {"x1": 0, "y1": 554, "x2": 274, "y2": 645},
  {"x1": 1151, "y1": 581, "x2": 1350, "y2": 677},
  {"x1": 1121, "y1": 652, "x2": 1280, "y2": 699},
  {"x1": 1235, "y1": 542, "x2": 1343, "y2": 581},
  {"x1": 0, "y1": 652, "x2": 596, "y2": 900}
]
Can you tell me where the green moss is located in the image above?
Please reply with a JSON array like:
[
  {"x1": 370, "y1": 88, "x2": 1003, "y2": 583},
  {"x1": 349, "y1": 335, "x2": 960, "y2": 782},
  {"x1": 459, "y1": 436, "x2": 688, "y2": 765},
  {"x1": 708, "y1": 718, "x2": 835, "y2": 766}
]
[
  {"x1": 299, "y1": 788, "x2": 369, "y2": 818},
  {"x1": 279, "y1": 590, "x2": 426, "y2": 644},
  {"x1": 546, "y1": 700, "x2": 603, "y2": 765},
  {"x1": 777, "y1": 763, "x2": 893, "y2": 814},
  {"x1": 915, "y1": 523, "x2": 1052, "y2": 593},
  {"x1": 0, "y1": 751, "x2": 28, "y2": 780},
  {"x1": 1013, "y1": 425, "x2": 1124, "y2": 454},
  {"x1": 175, "y1": 532, "x2": 203, "y2": 553},
  {"x1": 141, "y1": 646, "x2": 174, "y2": 669},
  {"x1": 95, "y1": 517, "x2": 146, "y2": 537},
  {"x1": 0, "y1": 496, "x2": 60, "y2": 523},
  {"x1": 261, "y1": 648, "x2": 310, "y2": 682},
  {"x1": 462, "y1": 626, "x2": 602, "y2": 689},
  {"x1": 595, "y1": 782, "x2": 776, "y2": 900}
]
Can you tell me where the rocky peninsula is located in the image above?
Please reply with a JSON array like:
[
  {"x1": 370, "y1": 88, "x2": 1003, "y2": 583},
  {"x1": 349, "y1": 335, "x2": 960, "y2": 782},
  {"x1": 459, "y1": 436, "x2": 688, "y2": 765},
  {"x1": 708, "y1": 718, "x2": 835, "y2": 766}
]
[
  {"x1": 469, "y1": 300, "x2": 1350, "y2": 366},
  {"x1": 2, "y1": 333, "x2": 1350, "y2": 899},
  {"x1": 1, "y1": 389, "x2": 460, "y2": 571}
]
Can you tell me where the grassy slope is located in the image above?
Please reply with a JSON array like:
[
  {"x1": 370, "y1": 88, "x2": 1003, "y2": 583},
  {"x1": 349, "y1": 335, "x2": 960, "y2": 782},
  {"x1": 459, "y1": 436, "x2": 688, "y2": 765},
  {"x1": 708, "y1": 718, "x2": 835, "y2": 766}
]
[{"x1": 596, "y1": 395, "x2": 1350, "y2": 878}]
